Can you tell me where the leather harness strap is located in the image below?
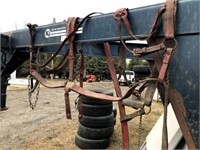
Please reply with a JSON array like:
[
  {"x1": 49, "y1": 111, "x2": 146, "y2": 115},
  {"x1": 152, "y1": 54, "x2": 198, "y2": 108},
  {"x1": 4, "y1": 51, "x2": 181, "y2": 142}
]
[
  {"x1": 162, "y1": 1, "x2": 195, "y2": 148},
  {"x1": 114, "y1": 8, "x2": 138, "y2": 40},
  {"x1": 149, "y1": 0, "x2": 196, "y2": 148},
  {"x1": 158, "y1": 0, "x2": 177, "y2": 83},
  {"x1": 30, "y1": 69, "x2": 156, "y2": 102},
  {"x1": 30, "y1": 69, "x2": 68, "y2": 88},
  {"x1": 103, "y1": 42, "x2": 129, "y2": 150},
  {"x1": 149, "y1": 6, "x2": 166, "y2": 38},
  {"x1": 66, "y1": 17, "x2": 77, "y2": 81},
  {"x1": 158, "y1": 47, "x2": 173, "y2": 83},
  {"x1": 64, "y1": 89, "x2": 71, "y2": 119},
  {"x1": 163, "y1": 0, "x2": 177, "y2": 39},
  {"x1": 133, "y1": 43, "x2": 166, "y2": 56},
  {"x1": 64, "y1": 18, "x2": 77, "y2": 119},
  {"x1": 112, "y1": 1, "x2": 196, "y2": 149}
]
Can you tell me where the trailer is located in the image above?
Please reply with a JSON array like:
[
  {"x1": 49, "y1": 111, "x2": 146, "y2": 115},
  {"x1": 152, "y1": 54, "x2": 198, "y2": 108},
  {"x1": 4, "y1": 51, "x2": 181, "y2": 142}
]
[{"x1": 1, "y1": 0, "x2": 199, "y2": 149}]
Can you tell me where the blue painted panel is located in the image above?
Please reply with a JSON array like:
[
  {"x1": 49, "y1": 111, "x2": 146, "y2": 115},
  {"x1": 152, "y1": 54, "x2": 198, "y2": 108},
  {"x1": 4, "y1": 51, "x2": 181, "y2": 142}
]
[{"x1": 170, "y1": 34, "x2": 199, "y2": 148}]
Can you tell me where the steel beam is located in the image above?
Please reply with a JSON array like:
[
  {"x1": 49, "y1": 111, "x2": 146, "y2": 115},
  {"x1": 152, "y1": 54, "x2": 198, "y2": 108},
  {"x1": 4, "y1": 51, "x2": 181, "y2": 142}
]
[{"x1": 2, "y1": 0, "x2": 199, "y2": 49}]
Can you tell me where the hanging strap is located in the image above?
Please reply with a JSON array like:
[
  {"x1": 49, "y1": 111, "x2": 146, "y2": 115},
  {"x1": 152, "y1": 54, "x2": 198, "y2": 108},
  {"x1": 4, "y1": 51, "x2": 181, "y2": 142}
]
[
  {"x1": 158, "y1": 47, "x2": 173, "y2": 83},
  {"x1": 64, "y1": 89, "x2": 71, "y2": 119},
  {"x1": 163, "y1": 0, "x2": 177, "y2": 39},
  {"x1": 114, "y1": 8, "x2": 138, "y2": 40},
  {"x1": 158, "y1": 0, "x2": 178, "y2": 83},
  {"x1": 103, "y1": 42, "x2": 129, "y2": 150},
  {"x1": 66, "y1": 17, "x2": 77, "y2": 81}
]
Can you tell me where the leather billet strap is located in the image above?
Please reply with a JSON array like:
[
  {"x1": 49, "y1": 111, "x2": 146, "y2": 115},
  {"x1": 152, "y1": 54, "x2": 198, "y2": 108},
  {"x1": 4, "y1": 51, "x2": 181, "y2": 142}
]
[
  {"x1": 31, "y1": 69, "x2": 159, "y2": 102},
  {"x1": 163, "y1": 0, "x2": 177, "y2": 39},
  {"x1": 133, "y1": 43, "x2": 166, "y2": 56},
  {"x1": 64, "y1": 89, "x2": 71, "y2": 119},
  {"x1": 120, "y1": 108, "x2": 145, "y2": 122},
  {"x1": 103, "y1": 42, "x2": 129, "y2": 150},
  {"x1": 149, "y1": 6, "x2": 166, "y2": 38},
  {"x1": 158, "y1": 48, "x2": 173, "y2": 83},
  {"x1": 157, "y1": 0, "x2": 177, "y2": 83},
  {"x1": 66, "y1": 17, "x2": 77, "y2": 81},
  {"x1": 30, "y1": 69, "x2": 68, "y2": 88}
]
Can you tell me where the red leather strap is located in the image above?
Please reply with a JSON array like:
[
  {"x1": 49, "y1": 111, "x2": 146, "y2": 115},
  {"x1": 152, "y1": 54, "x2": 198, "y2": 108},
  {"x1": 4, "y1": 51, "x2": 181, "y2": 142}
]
[
  {"x1": 133, "y1": 43, "x2": 166, "y2": 56},
  {"x1": 158, "y1": 48, "x2": 173, "y2": 83},
  {"x1": 149, "y1": 6, "x2": 166, "y2": 37},
  {"x1": 114, "y1": 8, "x2": 138, "y2": 40},
  {"x1": 163, "y1": 0, "x2": 177, "y2": 39},
  {"x1": 64, "y1": 89, "x2": 71, "y2": 119},
  {"x1": 66, "y1": 17, "x2": 77, "y2": 81},
  {"x1": 158, "y1": 0, "x2": 177, "y2": 83},
  {"x1": 103, "y1": 42, "x2": 129, "y2": 150},
  {"x1": 30, "y1": 69, "x2": 67, "y2": 88}
]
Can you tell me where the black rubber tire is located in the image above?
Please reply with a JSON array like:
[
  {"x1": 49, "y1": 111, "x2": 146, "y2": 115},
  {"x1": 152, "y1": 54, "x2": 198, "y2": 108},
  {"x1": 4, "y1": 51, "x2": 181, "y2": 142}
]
[
  {"x1": 133, "y1": 65, "x2": 151, "y2": 81},
  {"x1": 77, "y1": 123, "x2": 114, "y2": 140},
  {"x1": 80, "y1": 89, "x2": 113, "y2": 105},
  {"x1": 133, "y1": 65, "x2": 150, "y2": 73},
  {"x1": 75, "y1": 133, "x2": 110, "y2": 149},
  {"x1": 79, "y1": 113, "x2": 114, "y2": 128},
  {"x1": 82, "y1": 103, "x2": 113, "y2": 117}
]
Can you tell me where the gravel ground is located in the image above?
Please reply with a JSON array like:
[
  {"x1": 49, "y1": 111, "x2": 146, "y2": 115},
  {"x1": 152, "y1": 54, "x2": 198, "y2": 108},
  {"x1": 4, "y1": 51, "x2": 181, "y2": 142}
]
[{"x1": 0, "y1": 81, "x2": 163, "y2": 150}]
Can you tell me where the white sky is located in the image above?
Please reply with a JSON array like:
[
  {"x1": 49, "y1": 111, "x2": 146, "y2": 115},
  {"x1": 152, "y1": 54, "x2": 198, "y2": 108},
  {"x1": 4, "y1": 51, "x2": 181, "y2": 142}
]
[{"x1": 0, "y1": 0, "x2": 165, "y2": 32}]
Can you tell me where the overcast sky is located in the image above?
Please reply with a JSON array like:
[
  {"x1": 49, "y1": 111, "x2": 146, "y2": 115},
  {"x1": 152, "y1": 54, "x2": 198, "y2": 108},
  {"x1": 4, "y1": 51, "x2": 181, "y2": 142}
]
[{"x1": 0, "y1": 0, "x2": 165, "y2": 32}]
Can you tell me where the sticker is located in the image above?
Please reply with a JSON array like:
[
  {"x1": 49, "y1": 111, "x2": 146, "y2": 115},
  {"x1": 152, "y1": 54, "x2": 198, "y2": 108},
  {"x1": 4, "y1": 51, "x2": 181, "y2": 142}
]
[
  {"x1": 44, "y1": 28, "x2": 66, "y2": 38},
  {"x1": 44, "y1": 27, "x2": 83, "y2": 39}
]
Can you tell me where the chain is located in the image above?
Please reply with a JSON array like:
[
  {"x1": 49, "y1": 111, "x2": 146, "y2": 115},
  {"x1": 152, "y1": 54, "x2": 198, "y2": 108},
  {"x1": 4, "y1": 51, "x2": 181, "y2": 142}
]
[
  {"x1": 138, "y1": 115, "x2": 143, "y2": 149},
  {"x1": 28, "y1": 76, "x2": 40, "y2": 110}
]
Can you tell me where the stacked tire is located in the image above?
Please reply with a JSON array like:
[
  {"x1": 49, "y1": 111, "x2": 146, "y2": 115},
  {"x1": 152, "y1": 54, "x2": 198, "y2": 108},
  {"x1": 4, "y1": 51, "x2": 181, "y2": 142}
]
[
  {"x1": 75, "y1": 90, "x2": 116, "y2": 149},
  {"x1": 133, "y1": 65, "x2": 151, "y2": 82}
]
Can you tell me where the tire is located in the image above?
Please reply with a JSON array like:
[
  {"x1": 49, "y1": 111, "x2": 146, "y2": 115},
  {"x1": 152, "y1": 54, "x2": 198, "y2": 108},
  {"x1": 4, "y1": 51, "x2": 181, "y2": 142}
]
[
  {"x1": 77, "y1": 123, "x2": 114, "y2": 140},
  {"x1": 82, "y1": 103, "x2": 113, "y2": 117},
  {"x1": 133, "y1": 65, "x2": 150, "y2": 73},
  {"x1": 133, "y1": 65, "x2": 151, "y2": 81},
  {"x1": 135, "y1": 72, "x2": 150, "y2": 80},
  {"x1": 75, "y1": 133, "x2": 110, "y2": 149},
  {"x1": 79, "y1": 113, "x2": 114, "y2": 128},
  {"x1": 80, "y1": 89, "x2": 113, "y2": 105}
]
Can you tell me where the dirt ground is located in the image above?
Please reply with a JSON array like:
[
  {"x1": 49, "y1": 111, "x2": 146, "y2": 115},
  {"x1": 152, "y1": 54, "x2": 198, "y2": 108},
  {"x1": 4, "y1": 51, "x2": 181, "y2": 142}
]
[{"x1": 0, "y1": 81, "x2": 163, "y2": 150}]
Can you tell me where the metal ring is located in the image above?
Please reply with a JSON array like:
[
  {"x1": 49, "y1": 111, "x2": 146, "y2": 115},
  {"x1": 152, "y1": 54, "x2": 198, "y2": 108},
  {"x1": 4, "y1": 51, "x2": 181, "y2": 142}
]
[
  {"x1": 163, "y1": 38, "x2": 177, "y2": 49},
  {"x1": 144, "y1": 106, "x2": 151, "y2": 115}
]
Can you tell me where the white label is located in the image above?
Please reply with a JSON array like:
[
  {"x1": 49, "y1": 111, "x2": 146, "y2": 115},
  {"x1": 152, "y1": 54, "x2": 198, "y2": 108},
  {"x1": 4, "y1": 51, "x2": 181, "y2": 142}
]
[{"x1": 44, "y1": 27, "x2": 83, "y2": 39}]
